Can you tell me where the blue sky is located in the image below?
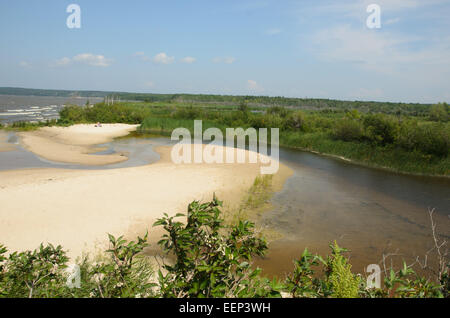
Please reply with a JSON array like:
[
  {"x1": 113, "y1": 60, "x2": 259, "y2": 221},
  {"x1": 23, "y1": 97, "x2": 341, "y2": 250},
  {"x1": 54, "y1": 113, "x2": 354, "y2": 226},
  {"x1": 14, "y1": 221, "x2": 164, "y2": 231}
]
[{"x1": 0, "y1": 0, "x2": 449, "y2": 103}]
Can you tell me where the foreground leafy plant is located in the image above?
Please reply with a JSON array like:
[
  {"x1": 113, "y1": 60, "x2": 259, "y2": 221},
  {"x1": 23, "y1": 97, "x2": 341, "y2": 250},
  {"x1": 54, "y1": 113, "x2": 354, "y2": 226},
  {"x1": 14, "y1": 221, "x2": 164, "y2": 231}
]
[
  {"x1": 0, "y1": 244, "x2": 68, "y2": 298},
  {"x1": 154, "y1": 195, "x2": 282, "y2": 298},
  {"x1": 68, "y1": 232, "x2": 156, "y2": 298},
  {"x1": 0, "y1": 198, "x2": 448, "y2": 298}
]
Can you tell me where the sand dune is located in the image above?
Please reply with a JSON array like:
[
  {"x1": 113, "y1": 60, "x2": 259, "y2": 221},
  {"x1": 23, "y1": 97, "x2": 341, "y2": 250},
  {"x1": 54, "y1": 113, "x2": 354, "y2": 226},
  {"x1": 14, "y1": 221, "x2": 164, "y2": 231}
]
[{"x1": 0, "y1": 125, "x2": 292, "y2": 259}]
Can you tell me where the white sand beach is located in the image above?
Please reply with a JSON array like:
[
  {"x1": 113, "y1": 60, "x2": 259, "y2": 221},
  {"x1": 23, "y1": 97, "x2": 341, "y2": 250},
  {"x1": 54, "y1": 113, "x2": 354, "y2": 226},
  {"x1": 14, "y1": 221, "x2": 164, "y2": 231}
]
[
  {"x1": 18, "y1": 124, "x2": 139, "y2": 165},
  {"x1": 0, "y1": 124, "x2": 292, "y2": 259}
]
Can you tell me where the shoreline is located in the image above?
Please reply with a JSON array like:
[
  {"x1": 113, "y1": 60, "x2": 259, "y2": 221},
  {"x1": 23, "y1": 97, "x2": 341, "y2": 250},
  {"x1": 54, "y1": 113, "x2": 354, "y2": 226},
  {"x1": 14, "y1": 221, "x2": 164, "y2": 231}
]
[
  {"x1": 0, "y1": 124, "x2": 293, "y2": 260},
  {"x1": 0, "y1": 130, "x2": 16, "y2": 152},
  {"x1": 292, "y1": 146, "x2": 450, "y2": 180},
  {"x1": 4, "y1": 123, "x2": 448, "y2": 178},
  {"x1": 17, "y1": 124, "x2": 139, "y2": 166},
  {"x1": 137, "y1": 128, "x2": 449, "y2": 179}
]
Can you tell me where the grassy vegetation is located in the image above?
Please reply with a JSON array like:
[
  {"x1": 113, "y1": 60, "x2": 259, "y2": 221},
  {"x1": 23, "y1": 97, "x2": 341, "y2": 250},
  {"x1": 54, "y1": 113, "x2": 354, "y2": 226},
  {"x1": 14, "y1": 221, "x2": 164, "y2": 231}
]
[
  {"x1": 1, "y1": 197, "x2": 448, "y2": 298},
  {"x1": 227, "y1": 175, "x2": 274, "y2": 225},
  {"x1": 54, "y1": 100, "x2": 449, "y2": 176},
  {"x1": 111, "y1": 92, "x2": 434, "y2": 116},
  {"x1": 1, "y1": 119, "x2": 59, "y2": 131}
]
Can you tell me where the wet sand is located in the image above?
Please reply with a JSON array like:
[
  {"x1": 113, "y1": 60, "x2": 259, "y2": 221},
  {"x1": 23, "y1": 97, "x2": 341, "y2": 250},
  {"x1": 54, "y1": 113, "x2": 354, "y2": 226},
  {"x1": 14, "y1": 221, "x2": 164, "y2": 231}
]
[
  {"x1": 0, "y1": 131, "x2": 16, "y2": 152},
  {"x1": 0, "y1": 125, "x2": 292, "y2": 259}
]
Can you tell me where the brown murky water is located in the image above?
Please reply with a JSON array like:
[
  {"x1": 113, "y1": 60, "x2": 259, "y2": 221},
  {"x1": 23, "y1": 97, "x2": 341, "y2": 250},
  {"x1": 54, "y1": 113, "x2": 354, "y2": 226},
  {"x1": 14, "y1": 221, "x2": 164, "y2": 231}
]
[{"x1": 255, "y1": 148, "x2": 450, "y2": 278}]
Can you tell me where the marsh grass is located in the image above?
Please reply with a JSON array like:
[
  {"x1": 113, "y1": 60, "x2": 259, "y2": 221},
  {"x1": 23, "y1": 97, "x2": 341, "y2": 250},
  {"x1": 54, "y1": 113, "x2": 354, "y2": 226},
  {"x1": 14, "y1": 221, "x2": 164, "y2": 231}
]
[
  {"x1": 54, "y1": 102, "x2": 450, "y2": 176},
  {"x1": 2, "y1": 120, "x2": 58, "y2": 131},
  {"x1": 225, "y1": 175, "x2": 282, "y2": 241},
  {"x1": 280, "y1": 131, "x2": 450, "y2": 176}
]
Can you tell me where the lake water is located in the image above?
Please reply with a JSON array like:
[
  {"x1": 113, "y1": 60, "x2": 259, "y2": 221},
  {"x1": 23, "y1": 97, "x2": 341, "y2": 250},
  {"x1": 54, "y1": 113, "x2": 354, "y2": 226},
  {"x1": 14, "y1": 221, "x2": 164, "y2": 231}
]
[
  {"x1": 0, "y1": 130, "x2": 449, "y2": 278},
  {"x1": 0, "y1": 95, "x2": 103, "y2": 124}
]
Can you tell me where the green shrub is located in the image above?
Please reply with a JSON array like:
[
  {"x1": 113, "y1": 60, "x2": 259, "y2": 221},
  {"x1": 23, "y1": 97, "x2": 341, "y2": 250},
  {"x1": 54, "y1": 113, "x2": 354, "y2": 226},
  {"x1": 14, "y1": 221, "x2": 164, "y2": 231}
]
[
  {"x1": 173, "y1": 106, "x2": 203, "y2": 120},
  {"x1": 326, "y1": 242, "x2": 361, "y2": 298},
  {"x1": 332, "y1": 119, "x2": 364, "y2": 142},
  {"x1": 285, "y1": 248, "x2": 325, "y2": 298},
  {"x1": 429, "y1": 103, "x2": 449, "y2": 122},
  {"x1": 363, "y1": 114, "x2": 397, "y2": 145},
  {"x1": 267, "y1": 106, "x2": 289, "y2": 118},
  {"x1": 59, "y1": 105, "x2": 87, "y2": 124},
  {"x1": 397, "y1": 121, "x2": 449, "y2": 157},
  {"x1": 0, "y1": 244, "x2": 69, "y2": 298},
  {"x1": 154, "y1": 196, "x2": 282, "y2": 298},
  {"x1": 285, "y1": 111, "x2": 306, "y2": 131},
  {"x1": 72, "y1": 232, "x2": 156, "y2": 298}
]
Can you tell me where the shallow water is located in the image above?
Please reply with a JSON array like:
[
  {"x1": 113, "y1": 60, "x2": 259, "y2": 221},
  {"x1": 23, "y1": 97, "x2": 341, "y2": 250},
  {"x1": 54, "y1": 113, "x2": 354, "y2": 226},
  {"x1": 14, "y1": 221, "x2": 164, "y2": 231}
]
[
  {"x1": 0, "y1": 132, "x2": 167, "y2": 171},
  {"x1": 1, "y1": 132, "x2": 449, "y2": 278},
  {"x1": 255, "y1": 148, "x2": 450, "y2": 277}
]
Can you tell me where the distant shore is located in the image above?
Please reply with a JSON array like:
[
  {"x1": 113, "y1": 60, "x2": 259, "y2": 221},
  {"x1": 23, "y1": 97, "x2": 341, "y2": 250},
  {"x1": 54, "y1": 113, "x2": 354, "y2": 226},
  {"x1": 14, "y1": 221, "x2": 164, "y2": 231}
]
[{"x1": 0, "y1": 124, "x2": 292, "y2": 259}]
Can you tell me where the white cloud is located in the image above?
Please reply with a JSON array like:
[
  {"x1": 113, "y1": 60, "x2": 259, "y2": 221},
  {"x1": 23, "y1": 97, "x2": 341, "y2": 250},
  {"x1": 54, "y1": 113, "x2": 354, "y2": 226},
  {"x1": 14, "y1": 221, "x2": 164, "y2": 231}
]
[
  {"x1": 73, "y1": 53, "x2": 112, "y2": 67},
  {"x1": 310, "y1": 23, "x2": 450, "y2": 90},
  {"x1": 247, "y1": 80, "x2": 264, "y2": 92},
  {"x1": 180, "y1": 56, "x2": 196, "y2": 64},
  {"x1": 144, "y1": 81, "x2": 155, "y2": 88},
  {"x1": 153, "y1": 52, "x2": 175, "y2": 64},
  {"x1": 316, "y1": 0, "x2": 447, "y2": 18},
  {"x1": 19, "y1": 61, "x2": 31, "y2": 68},
  {"x1": 54, "y1": 54, "x2": 112, "y2": 67},
  {"x1": 312, "y1": 25, "x2": 420, "y2": 72},
  {"x1": 266, "y1": 28, "x2": 282, "y2": 35},
  {"x1": 133, "y1": 51, "x2": 151, "y2": 61},
  {"x1": 212, "y1": 56, "x2": 236, "y2": 64}
]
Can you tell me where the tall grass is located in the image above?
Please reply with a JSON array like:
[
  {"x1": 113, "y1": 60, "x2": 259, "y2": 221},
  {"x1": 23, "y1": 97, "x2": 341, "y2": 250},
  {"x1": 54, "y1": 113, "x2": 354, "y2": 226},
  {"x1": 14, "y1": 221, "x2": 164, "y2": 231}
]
[
  {"x1": 56, "y1": 102, "x2": 449, "y2": 176},
  {"x1": 226, "y1": 175, "x2": 275, "y2": 226}
]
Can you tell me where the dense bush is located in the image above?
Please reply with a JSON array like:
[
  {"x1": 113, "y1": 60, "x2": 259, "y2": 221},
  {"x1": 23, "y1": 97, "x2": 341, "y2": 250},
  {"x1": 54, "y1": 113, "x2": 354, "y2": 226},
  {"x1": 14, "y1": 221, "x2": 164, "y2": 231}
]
[
  {"x1": 285, "y1": 242, "x2": 361, "y2": 298},
  {"x1": 173, "y1": 106, "x2": 203, "y2": 120},
  {"x1": 363, "y1": 114, "x2": 397, "y2": 145},
  {"x1": 59, "y1": 105, "x2": 87, "y2": 124},
  {"x1": 267, "y1": 106, "x2": 289, "y2": 118},
  {"x1": 397, "y1": 121, "x2": 449, "y2": 157},
  {"x1": 59, "y1": 103, "x2": 153, "y2": 125},
  {"x1": 332, "y1": 119, "x2": 364, "y2": 142},
  {"x1": 285, "y1": 111, "x2": 306, "y2": 131},
  {"x1": 154, "y1": 196, "x2": 282, "y2": 298},
  {"x1": 429, "y1": 103, "x2": 449, "y2": 122},
  {"x1": 0, "y1": 243, "x2": 69, "y2": 298}
]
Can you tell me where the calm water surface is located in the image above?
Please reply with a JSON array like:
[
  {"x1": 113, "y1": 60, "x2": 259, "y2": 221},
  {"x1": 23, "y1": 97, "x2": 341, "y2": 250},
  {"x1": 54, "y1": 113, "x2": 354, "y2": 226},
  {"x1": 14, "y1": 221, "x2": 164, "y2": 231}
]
[
  {"x1": 256, "y1": 148, "x2": 450, "y2": 277},
  {"x1": 1, "y1": 132, "x2": 449, "y2": 277}
]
